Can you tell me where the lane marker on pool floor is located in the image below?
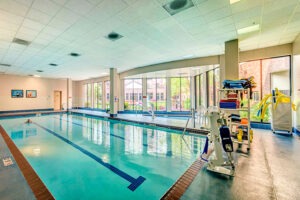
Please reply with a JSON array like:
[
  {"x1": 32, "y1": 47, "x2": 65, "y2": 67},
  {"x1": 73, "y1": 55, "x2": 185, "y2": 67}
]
[{"x1": 32, "y1": 122, "x2": 146, "y2": 191}]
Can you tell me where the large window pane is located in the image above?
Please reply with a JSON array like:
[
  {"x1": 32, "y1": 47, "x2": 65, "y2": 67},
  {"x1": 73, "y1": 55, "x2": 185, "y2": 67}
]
[
  {"x1": 133, "y1": 79, "x2": 143, "y2": 110},
  {"x1": 171, "y1": 78, "x2": 181, "y2": 111},
  {"x1": 147, "y1": 79, "x2": 156, "y2": 110},
  {"x1": 156, "y1": 78, "x2": 166, "y2": 111},
  {"x1": 124, "y1": 79, "x2": 134, "y2": 110},
  {"x1": 200, "y1": 74, "x2": 206, "y2": 107},
  {"x1": 93, "y1": 82, "x2": 102, "y2": 109},
  {"x1": 86, "y1": 83, "x2": 92, "y2": 108},
  {"x1": 124, "y1": 79, "x2": 143, "y2": 111},
  {"x1": 207, "y1": 71, "x2": 214, "y2": 107},
  {"x1": 214, "y1": 68, "x2": 220, "y2": 104},
  {"x1": 181, "y1": 77, "x2": 190, "y2": 111},
  {"x1": 239, "y1": 60, "x2": 261, "y2": 122},
  {"x1": 239, "y1": 56, "x2": 290, "y2": 123},
  {"x1": 195, "y1": 75, "x2": 200, "y2": 109}
]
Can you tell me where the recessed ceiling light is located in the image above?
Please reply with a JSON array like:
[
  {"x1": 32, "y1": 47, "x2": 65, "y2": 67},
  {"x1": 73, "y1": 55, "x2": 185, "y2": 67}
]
[
  {"x1": 0, "y1": 63, "x2": 11, "y2": 67},
  {"x1": 36, "y1": 70, "x2": 43, "y2": 72},
  {"x1": 69, "y1": 52, "x2": 80, "y2": 57},
  {"x1": 230, "y1": 0, "x2": 240, "y2": 4},
  {"x1": 49, "y1": 63, "x2": 58, "y2": 66},
  {"x1": 163, "y1": 0, "x2": 194, "y2": 16},
  {"x1": 237, "y1": 24, "x2": 260, "y2": 35},
  {"x1": 33, "y1": 75, "x2": 40, "y2": 77},
  {"x1": 106, "y1": 32, "x2": 123, "y2": 41}
]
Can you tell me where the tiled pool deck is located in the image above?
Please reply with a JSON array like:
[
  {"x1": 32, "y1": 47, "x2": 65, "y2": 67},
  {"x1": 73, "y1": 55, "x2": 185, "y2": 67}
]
[{"x1": 0, "y1": 109, "x2": 299, "y2": 200}]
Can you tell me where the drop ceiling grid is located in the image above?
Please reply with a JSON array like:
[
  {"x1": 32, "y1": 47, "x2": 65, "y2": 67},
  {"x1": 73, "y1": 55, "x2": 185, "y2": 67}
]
[{"x1": 0, "y1": 0, "x2": 299, "y2": 80}]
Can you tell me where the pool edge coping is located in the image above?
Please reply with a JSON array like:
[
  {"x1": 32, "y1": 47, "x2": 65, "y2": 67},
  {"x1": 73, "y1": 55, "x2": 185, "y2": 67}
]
[{"x1": 0, "y1": 125, "x2": 55, "y2": 200}]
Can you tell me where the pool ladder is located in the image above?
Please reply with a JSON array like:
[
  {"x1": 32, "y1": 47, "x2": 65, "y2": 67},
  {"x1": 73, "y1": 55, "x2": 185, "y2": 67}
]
[{"x1": 182, "y1": 108, "x2": 196, "y2": 137}]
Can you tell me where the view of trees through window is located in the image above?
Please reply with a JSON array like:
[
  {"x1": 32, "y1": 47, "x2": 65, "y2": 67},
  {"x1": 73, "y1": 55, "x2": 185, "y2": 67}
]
[
  {"x1": 93, "y1": 82, "x2": 102, "y2": 109},
  {"x1": 124, "y1": 79, "x2": 142, "y2": 110},
  {"x1": 195, "y1": 68, "x2": 219, "y2": 109},
  {"x1": 171, "y1": 77, "x2": 190, "y2": 111},
  {"x1": 83, "y1": 83, "x2": 92, "y2": 108},
  {"x1": 239, "y1": 56, "x2": 290, "y2": 122},
  {"x1": 147, "y1": 78, "x2": 166, "y2": 111}
]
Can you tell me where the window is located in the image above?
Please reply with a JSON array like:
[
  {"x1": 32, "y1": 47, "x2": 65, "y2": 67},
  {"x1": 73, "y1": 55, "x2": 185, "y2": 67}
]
[
  {"x1": 93, "y1": 82, "x2": 102, "y2": 109},
  {"x1": 239, "y1": 56, "x2": 290, "y2": 122},
  {"x1": 147, "y1": 78, "x2": 166, "y2": 111},
  {"x1": 124, "y1": 79, "x2": 142, "y2": 110},
  {"x1": 207, "y1": 70, "x2": 214, "y2": 107},
  {"x1": 171, "y1": 77, "x2": 190, "y2": 111},
  {"x1": 195, "y1": 67, "x2": 219, "y2": 109},
  {"x1": 83, "y1": 83, "x2": 92, "y2": 108}
]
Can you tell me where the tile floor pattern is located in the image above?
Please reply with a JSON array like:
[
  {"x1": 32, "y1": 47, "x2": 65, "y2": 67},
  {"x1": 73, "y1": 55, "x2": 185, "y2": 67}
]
[
  {"x1": 0, "y1": 110, "x2": 299, "y2": 200},
  {"x1": 181, "y1": 130, "x2": 300, "y2": 200},
  {"x1": 0, "y1": 128, "x2": 35, "y2": 200},
  {"x1": 0, "y1": 126, "x2": 54, "y2": 200}
]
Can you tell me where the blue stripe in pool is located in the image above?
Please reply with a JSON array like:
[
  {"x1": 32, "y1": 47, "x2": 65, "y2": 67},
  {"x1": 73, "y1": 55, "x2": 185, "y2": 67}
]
[{"x1": 32, "y1": 121, "x2": 146, "y2": 191}]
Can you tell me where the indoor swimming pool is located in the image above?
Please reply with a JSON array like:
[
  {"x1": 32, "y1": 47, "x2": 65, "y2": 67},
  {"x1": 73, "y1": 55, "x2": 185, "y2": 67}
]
[{"x1": 0, "y1": 113, "x2": 205, "y2": 199}]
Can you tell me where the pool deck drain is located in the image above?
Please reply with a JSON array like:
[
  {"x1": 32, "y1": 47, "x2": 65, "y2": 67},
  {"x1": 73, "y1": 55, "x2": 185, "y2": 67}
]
[
  {"x1": 0, "y1": 125, "x2": 54, "y2": 200},
  {"x1": 161, "y1": 159, "x2": 205, "y2": 200}
]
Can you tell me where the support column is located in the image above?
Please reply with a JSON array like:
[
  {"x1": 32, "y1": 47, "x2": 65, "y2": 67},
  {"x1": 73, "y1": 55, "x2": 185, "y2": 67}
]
[
  {"x1": 119, "y1": 79, "x2": 124, "y2": 111},
  {"x1": 225, "y1": 39, "x2": 239, "y2": 80},
  {"x1": 110, "y1": 68, "x2": 118, "y2": 117},
  {"x1": 67, "y1": 78, "x2": 72, "y2": 110},
  {"x1": 167, "y1": 77, "x2": 172, "y2": 112},
  {"x1": 190, "y1": 76, "x2": 195, "y2": 109},
  {"x1": 142, "y1": 78, "x2": 147, "y2": 111}
]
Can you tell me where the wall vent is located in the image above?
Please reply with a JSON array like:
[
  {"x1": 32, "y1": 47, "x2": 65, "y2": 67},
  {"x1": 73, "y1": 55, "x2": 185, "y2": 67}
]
[
  {"x1": 12, "y1": 38, "x2": 31, "y2": 46},
  {"x1": 0, "y1": 63, "x2": 11, "y2": 67}
]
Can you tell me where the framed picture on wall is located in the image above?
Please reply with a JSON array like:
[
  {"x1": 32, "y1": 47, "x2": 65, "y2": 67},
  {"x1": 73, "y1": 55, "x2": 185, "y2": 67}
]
[
  {"x1": 11, "y1": 89, "x2": 24, "y2": 98},
  {"x1": 26, "y1": 90, "x2": 37, "y2": 98}
]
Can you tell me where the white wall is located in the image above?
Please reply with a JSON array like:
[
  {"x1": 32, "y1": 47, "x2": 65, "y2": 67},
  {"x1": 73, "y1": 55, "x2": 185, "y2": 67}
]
[
  {"x1": 0, "y1": 75, "x2": 68, "y2": 111},
  {"x1": 293, "y1": 35, "x2": 300, "y2": 130},
  {"x1": 271, "y1": 70, "x2": 290, "y2": 91}
]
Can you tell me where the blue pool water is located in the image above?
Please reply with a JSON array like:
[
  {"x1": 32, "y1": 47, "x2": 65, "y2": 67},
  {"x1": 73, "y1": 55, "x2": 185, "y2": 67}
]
[{"x1": 0, "y1": 113, "x2": 205, "y2": 199}]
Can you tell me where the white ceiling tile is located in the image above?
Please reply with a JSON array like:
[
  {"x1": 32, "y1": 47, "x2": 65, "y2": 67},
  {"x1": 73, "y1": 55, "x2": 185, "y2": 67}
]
[
  {"x1": 0, "y1": 0, "x2": 29, "y2": 16},
  {"x1": 53, "y1": 8, "x2": 81, "y2": 24},
  {"x1": 0, "y1": 28, "x2": 16, "y2": 41},
  {"x1": 41, "y1": 26, "x2": 63, "y2": 37},
  {"x1": 88, "y1": 0, "x2": 128, "y2": 22},
  {"x1": 204, "y1": 6, "x2": 232, "y2": 23},
  {"x1": 32, "y1": 0, "x2": 61, "y2": 15},
  {"x1": 0, "y1": 20, "x2": 20, "y2": 32},
  {"x1": 65, "y1": 0, "x2": 94, "y2": 15},
  {"x1": 14, "y1": 0, "x2": 34, "y2": 6},
  {"x1": 0, "y1": 10, "x2": 24, "y2": 25},
  {"x1": 51, "y1": 0, "x2": 68, "y2": 5},
  {"x1": 22, "y1": 18, "x2": 45, "y2": 31},
  {"x1": 26, "y1": 8, "x2": 53, "y2": 24}
]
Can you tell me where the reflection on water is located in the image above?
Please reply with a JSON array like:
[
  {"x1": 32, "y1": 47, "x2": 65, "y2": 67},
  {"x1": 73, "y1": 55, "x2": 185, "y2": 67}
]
[{"x1": 72, "y1": 115, "x2": 204, "y2": 159}]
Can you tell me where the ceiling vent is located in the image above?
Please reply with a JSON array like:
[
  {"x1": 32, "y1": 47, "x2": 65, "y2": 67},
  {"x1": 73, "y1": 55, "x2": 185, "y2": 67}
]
[
  {"x1": 163, "y1": 0, "x2": 194, "y2": 15},
  {"x1": 12, "y1": 38, "x2": 31, "y2": 46},
  {"x1": 36, "y1": 70, "x2": 44, "y2": 72},
  {"x1": 0, "y1": 63, "x2": 11, "y2": 67},
  {"x1": 69, "y1": 52, "x2": 81, "y2": 57},
  {"x1": 49, "y1": 63, "x2": 58, "y2": 66},
  {"x1": 106, "y1": 32, "x2": 123, "y2": 41}
]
